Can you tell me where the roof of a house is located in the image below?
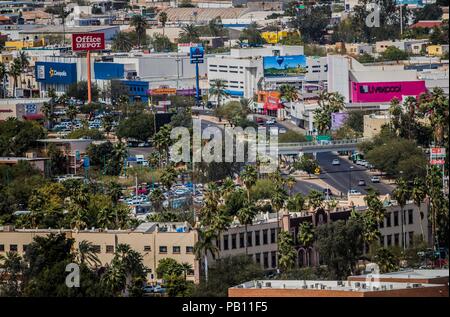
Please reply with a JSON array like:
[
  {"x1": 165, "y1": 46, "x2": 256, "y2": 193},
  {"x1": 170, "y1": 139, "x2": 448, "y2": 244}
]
[
  {"x1": 410, "y1": 20, "x2": 443, "y2": 29},
  {"x1": 159, "y1": 7, "x2": 252, "y2": 22}
]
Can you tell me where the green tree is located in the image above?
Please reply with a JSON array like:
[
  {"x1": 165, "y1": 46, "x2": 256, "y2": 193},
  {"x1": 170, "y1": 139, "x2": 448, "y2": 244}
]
[
  {"x1": 380, "y1": 46, "x2": 409, "y2": 62},
  {"x1": 116, "y1": 113, "x2": 155, "y2": 142},
  {"x1": 286, "y1": 193, "x2": 305, "y2": 213},
  {"x1": 209, "y1": 79, "x2": 228, "y2": 108},
  {"x1": 373, "y1": 247, "x2": 399, "y2": 273},
  {"x1": 239, "y1": 22, "x2": 265, "y2": 45},
  {"x1": 194, "y1": 229, "x2": 219, "y2": 282},
  {"x1": 414, "y1": 4, "x2": 443, "y2": 23},
  {"x1": 297, "y1": 222, "x2": 315, "y2": 248},
  {"x1": 290, "y1": 4, "x2": 331, "y2": 43},
  {"x1": 111, "y1": 32, "x2": 134, "y2": 52},
  {"x1": 67, "y1": 81, "x2": 99, "y2": 103},
  {"x1": 279, "y1": 84, "x2": 298, "y2": 102},
  {"x1": 179, "y1": 24, "x2": 200, "y2": 43},
  {"x1": 411, "y1": 177, "x2": 427, "y2": 240},
  {"x1": 76, "y1": 240, "x2": 101, "y2": 268},
  {"x1": 237, "y1": 202, "x2": 258, "y2": 255},
  {"x1": 392, "y1": 178, "x2": 411, "y2": 250},
  {"x1": 240, "y1": 165, "x2": 258, "y2": 202},
  {"x1": 307, "y1": 190, "x2": 324, "y2": 212},
  {"x1": 0, "y1": 252, "x2": 26, "y2": 296},
  {"x1": 159, "y1": 12, "x2": 168, "y2": 35},
  {"x1": 293, "y1": 155, "x2": 319, "y2": 177},
  {"x1": 130, "y1": 14, "x2": 148, "y2": 47},
  {"x1": 278, "y1": 231, "x2": 296, "y2": 271}
]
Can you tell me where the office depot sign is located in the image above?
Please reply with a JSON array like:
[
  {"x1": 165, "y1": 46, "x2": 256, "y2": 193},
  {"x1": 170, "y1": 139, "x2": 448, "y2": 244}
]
[
  {"x1": 351, "y1": 81, "x2": 426, "y2": 103},
  {"x1": 72, "y1": 33, "x2": 105, "y2": 51}
]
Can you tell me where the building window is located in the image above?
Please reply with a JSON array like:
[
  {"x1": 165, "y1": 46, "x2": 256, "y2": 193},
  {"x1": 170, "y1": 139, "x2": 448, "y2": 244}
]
[
  {"x1": 409, "y1": 232, "x2": 414, "y2": 246},
  {"x1": 255, "y1": 231, "x2": 260, "y2": 246},
  {"x1": 247, "y1": 231, "x2": 253, "y2": 247},
  {"x1": 270, "y1": 228, "x2": 276, "y2": 244},
  {"x1": 223, "y1": 235, "x2": 229, "y2": 251},
  {"x1": 143, "y1": 246, "x2": 151, "y2": 252},
  {"x1": 0, "y1": 244, "x2": 4, "y2": 252},
  {"x1": 159, "y1": 246, "x2": 167, "y2": 254},
  {"x1": 263, "y1": 252, "x2": 269, "y2": 269},
  {"x1": 387, "y1": 235, "x2": 392, "y2": 246},
  {"x1": 239, "y1": 232, "x2": 245, "y2": 249},
  {"x1": 10, "y1": 244, "x2": 18, "y2": 252},
  {"x1": 380, "y1": 236, "x2": 385, "y2": 247},
  {"x1": 394, "y1": 211, "x2": 399, "y2": 226},
  {"x1": 386, "y1": 213, "x2": 391, "y2": 227},
  {"x1": 271, "y1": 251, "x2": 277, "y2": 268},
  {"x1": 394, "y1": 234, "x2": 400, "y2": 246},
  {"x1": 186, "y1": 246, "x2": 194, "y2": 253},
  {"x1": 22, "y1": 245, "x2": 28, "y2": 252},
  {"x1": 255, "y1": 253, "x2": 261, "y2": 264},
  {"x1": 231, "y1": 234, "x2": 237, "y2": 249},
  {"x1": 106, "y1": 245, "x2": 115, "y2": 253},
  {"x1": 263, "y1": 229, "x2": 268, "y2": 245},
  {"x1": 173, "y1": 246, "x2": 181, "y2": 254},
  {"x1": 379, "y1": 215, "x2": 384, "y2": 228},
  {"x1": 92, "y1": 245, "x2": 101, "y2": 253},
  {"x1": 408, "y1": 209, "x2": 413, "y2": 224},
  {"x1": 216, "y1": 238, "x2": 221, "y2": 250}
]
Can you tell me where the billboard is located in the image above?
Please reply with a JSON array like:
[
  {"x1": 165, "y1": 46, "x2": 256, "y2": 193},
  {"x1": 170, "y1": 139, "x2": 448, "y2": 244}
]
[
  {"x1": 331, "y1": 112, "x2": 349, "y2": 130},
  {"x1": 35, "y1": 62, "x2": 77, "y2": 84},
  {"x1": 94, "y1": 63, "x2": 124, "y2": 80},
  {"x1": 263, "y1": 55, "x2": 307, "y2": 78},
  {"x1": 190, "y1": 46, "x2": 204, "y2": 64},
  {"x1": 351, "y1": 81, "x2": 426, "y2": 103},
  {"x1": 72, "y1": 33, "x2": 105, "y2": 51}
]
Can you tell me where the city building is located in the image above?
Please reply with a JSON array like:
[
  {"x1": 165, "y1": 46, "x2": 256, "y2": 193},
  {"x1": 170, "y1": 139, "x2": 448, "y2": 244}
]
[
  {"x1": 0, "y1": 98, "x2": 49, "y2": 121},
  {"x1": 0, "y1": 155, "x2": 50, "y2": 176},
  {"x1": 228, "y1": 279, "x2": 448, "y2": 297},
  {"x1": 0, "y1": 222, "x2": 200, "y2": 283},
  {"x1": 348, "y1": 269, "x2": 449, "y2": 285},
  {"x1": 375, "y1": 39, "x2": 429, "y2": 55},
  {"x1": 345, "y1": 43, "x2": 374, "y2": 56},
  {"x1": 427, "y1": 44, "x2": 450, "y2": 57}
]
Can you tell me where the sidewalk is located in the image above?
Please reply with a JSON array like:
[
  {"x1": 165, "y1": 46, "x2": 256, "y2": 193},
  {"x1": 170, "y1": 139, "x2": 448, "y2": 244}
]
[{"x1": 196, "y1": 114, "x2": 229, "y2": 125}]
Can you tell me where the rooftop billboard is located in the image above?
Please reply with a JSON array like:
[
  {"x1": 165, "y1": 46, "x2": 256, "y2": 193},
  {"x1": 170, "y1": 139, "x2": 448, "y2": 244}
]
[
  {"x1": 35, "y1": 62, "x2": 77, "y2": 85},
  {"x1": 263, "y1": 55, "x2": 307, "y2": 78},
  {"x1": 351, "y1": 81, "x2": 427, "y2": 103}
]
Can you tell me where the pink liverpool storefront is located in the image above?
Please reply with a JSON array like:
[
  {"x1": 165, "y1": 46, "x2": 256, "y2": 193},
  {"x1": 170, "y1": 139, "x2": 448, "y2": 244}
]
[{"x1": 350, "y1": 80, "x2": 427, "y2": 103}]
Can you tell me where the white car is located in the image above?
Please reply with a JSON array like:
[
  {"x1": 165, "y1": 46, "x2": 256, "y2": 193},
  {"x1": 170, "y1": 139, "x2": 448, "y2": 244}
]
[
  {"x1": 265, "y1": 118, "x2": 276, "y2": 125},
  {"x1": 279, "y1": 128, "x2": 287, "y2": 134},
  {"x1": 332, "y1": 159, "x2": 340, "y2": 166},
  {"x1": 371, "y1": 176, "x2": 381, "y2": 183},
  {"x1": 348, "y1": 189, "x2": 362, "y2": 196}
]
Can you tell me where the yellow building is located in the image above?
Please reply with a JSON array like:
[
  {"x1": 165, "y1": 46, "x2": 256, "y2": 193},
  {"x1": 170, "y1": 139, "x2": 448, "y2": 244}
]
[
  {"x1": 261, "y1": 31, "x2": 294, "y2": 44},
  {"x1": 0, "y1": 52, "x2": 13, "y2": 63},
  {"x1": 427, "y1": 44, "x2": 449, "y2": 57},
  {"x1": 4, "y1": 38, "x2": 46, "y2": 50},
  {"x1": 0, "y1": 222, "x2": 200, "y2": 284}
]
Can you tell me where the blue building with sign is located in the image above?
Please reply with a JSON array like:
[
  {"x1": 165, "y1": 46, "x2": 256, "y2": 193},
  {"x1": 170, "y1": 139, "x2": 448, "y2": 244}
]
[
  {"x1": 120, "y1": 80, "x2": 150, "y2": 102},
  {"x1": 35, "y1": 61, "x2": 77, "y2": 95}
]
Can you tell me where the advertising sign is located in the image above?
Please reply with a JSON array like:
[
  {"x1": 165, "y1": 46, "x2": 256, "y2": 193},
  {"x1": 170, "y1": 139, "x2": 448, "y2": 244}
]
[
  {"x1": 430, "y1": 159, "x2": 446, "y2": 165},
  {"x1": 263, "y1": 55, "x2": 307, "y2": 78},
  {"x1": 331, "y1": 112, "x2": 349, "y2": 130},
  {"x1": 72, "y1": 33, "x2": 105, "y2": 52},
  {"x1": 178, "y1": 42, "x2": 202, "y2": 54},
  {"x1": 150, "y1": 88, "x2": 177, "y2": 95},
  {"x1": 35, "y1": 62, "x2": 77, "y2": 84},
  {"x1": 431, "y1": 147, "x2": 446, "y2": 156},
  {"x1": 430, "y1": 147, "x2": 446, "y2": 165},
  {"x1": 190, "y1": 46, "x2": 204, "y2": 64},
  {"x1": 351, "y1": 81, "x2": 426, "y2": 103}
]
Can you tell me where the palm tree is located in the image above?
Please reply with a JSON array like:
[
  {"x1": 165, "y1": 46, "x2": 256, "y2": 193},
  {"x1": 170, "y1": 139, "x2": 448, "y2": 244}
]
[
  {"x1": 297, "y1": 222, "x2": 315, "y2": 249},
  {"x1": 159, "y1": 12, "x2": 168, "y2": 36},
  {"x1": 194, "y1": 229, "x2": 219, "y2": 282},
  {"x1": 279, "y1": 84, "x2": 298, "y2": 102},
  {"x1": 0, "y1": 62, "x2": 7, "y2": 98},
  {"x1": 102, "y1": 114, "x2": 114, "y2": 139},
  {"x1": 411, "y1": 177, "x2": 426, "y2": 240},
  {"x1": 18, "y1": 51, "x2": 30, "y2": 88},
  {"x1": 220, "y1": 177, "x2": 235, "y2": 200},
  {"x1": 130, "y1": 14, "x2": 148, "y2": 48},
  {"x1": 112, "y1": 142, "x2": 128, "y2": 176},
  {"x1": 66, "y1": 104, "x2": 78, "y2": 130},
  {"x1": 8, "y1": 58, "x2": 22, "y2": 97},
  {"x1": 0, "y1": 252, "x2": 26, "y2": 296},
  {"x1": 111, "y1": 32, "x2": 134, "y2": 52},
  {"x1": 392, "y1": 178, "x2": 411, "y2": 250},
  {"x1": 77, "y1": 240, "x2": 102, "y2": 268},
  {"x1": 160, "y1": 165, "x2": 178, "y2": 192},
  {"x1": 152, "y1": 124, "x2": 172, "y2": 166},
  {"x1": 277, "y1": 230, "x2": 296, "y2": 271},
  {"x1": 307, "y1": 190, "x2": 324, "y2": 212},
  {"x1": 179, "y1": 24, "x2": 200, "y2": 43},
  {"x1": 286, "y1": 193, "x2": 305, "y2": 213},
  {"x1": 389, "y1": 97, "x2": 402, "y2": 134},
  {"x1": 180, "y1": 262, "x2": 192, "y2": 280},
  {"x1": 286, "y1": 176, "x2": 296, "y2": 195},
  {"x1": 209, "y1": 79, "x2": 228, "y2": 108},
  {"x1": 240, "y1": 165, "x2": 257, "y2": 202},
  {"x1": 237, "y1": 202, "x2": 258, "y2": 255},
  {"x1": 150, "y1": 188, "x2": 164, "y2": 213}
]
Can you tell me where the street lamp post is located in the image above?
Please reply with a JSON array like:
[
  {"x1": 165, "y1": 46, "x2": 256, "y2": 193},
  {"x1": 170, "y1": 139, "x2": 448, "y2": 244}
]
[{"x1": 348, "y1": 166, "x2": 354, "y2": 192}]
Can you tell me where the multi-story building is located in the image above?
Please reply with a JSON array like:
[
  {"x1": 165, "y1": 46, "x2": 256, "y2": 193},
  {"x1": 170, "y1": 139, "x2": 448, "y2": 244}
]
[
  {"x1": 375, "y1": 39, "x2": 429, "y2": 55},
  {"x1": 0, "y1": 222, "x2": 200, "y2": 283}
]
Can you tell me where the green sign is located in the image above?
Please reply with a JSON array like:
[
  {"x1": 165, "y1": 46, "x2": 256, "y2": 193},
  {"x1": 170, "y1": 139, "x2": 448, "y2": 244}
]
[{"x1": 316, "y1": 135, "x2": 331, "y2": 141}]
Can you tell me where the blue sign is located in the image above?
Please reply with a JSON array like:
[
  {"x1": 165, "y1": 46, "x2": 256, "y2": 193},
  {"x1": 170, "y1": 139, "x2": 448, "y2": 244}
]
[
  {"x1": 190, "y1": 46, "x2": 204, "y2": 64},
  {"x1": 35, "y1": 62, "x2": 77, "y2": 84},
  {"x1": 24, "y1": 104, "x2": 37, "y2": 114},
  {"x1": 94, "y1": 62, "x2": 124, "y2": 80},
  {"x1": 263, "y1": 55, "x2": 307, "y2": 78},
  {"x1": 83, "y1": 156, "x2": 90, "y2": 168},
  {"x1": 75, "y1": 150, "x2": 80, "y2": 161}
]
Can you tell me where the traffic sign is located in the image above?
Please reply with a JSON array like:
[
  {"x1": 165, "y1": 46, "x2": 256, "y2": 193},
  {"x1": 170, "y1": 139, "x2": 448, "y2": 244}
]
[{"x1": 314, "y1": 167, "x2": 321, "y2": 175}]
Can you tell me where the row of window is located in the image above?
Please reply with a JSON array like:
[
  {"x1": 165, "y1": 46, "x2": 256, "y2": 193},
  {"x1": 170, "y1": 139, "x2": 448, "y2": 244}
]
[
  {"x1": 381, "y1": 232, "x2": 415, "y2": 248},
  {"x1": 0, "y1": 244, "x2": 194, "y2": 255},
  {"x1": 380, "y1": 209, "x2": 414, "y2": 228},
  {"x1": 221, "y1": 228, "x2": 278, "y2": 251},
  {"x1": 128, "y1": 86, "x2": 146, "y2": 92},
  {"x1": 254, "y1": 251, "x2": 277, "y2": 269}
]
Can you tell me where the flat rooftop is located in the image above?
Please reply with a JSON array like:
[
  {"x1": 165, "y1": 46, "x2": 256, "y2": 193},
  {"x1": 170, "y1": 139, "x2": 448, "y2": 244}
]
[
  {"x1": 231, "y1": 280, "x2": 444, "y2": 292},
  {"x1": 351, "y1": 269, "x2": 449, "y2": 280}
]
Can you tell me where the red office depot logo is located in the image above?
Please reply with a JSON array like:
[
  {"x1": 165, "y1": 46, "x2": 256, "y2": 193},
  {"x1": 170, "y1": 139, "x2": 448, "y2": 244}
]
[{"x1": 72, "y1": 33, "x2": 105, "y2": 51}]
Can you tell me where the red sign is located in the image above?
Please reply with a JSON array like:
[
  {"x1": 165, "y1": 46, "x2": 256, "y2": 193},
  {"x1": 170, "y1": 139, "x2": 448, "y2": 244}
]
[
  {"x1": 72, "y1": 33, "x2": 105, "y2": 51},
  {"x1": 431, "y1": 148, "x2": 446, "y2": 155},
  {"x1": 351, "y1": 81, "x2": 426, "y2": 103},
  {"x1": 430, "y1": 159, "x2": 446, "y2": 165}
]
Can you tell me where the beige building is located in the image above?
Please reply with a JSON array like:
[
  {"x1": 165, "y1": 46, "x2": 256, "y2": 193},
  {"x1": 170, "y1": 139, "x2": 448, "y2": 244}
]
[
  {"x1": 345, "y1": 43, "x2": 373, "y2": 56},
  {"x1": 0, "y1": 222, "x2": 200, "y2": 283},
  {"x1": 0, "y1": 98, "x2": 49, "y2": 121},
  {"x1": 363, "y1": 113, "x2": 390, "y2": 139}
]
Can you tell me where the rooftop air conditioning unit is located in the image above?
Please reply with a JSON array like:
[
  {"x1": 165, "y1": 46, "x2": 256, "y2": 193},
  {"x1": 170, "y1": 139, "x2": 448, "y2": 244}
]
[
  {"x1": 265, "y1": 282, "x2": 271, "y2": 288},
  {"x1": 412, "y1": 284, "x2": 422, "y2": 288},
  {"x1": 355, "y1": 282, "x2": 360, "y2": 287}
]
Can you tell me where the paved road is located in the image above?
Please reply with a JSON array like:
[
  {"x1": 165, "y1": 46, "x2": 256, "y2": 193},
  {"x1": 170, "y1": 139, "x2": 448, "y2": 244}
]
[
  {"x1": 291, "y1": 178, "x2": 326, "y2": 196},
  {"x1": 316, "y1": 152, "x2": 393, "y2": 196}
]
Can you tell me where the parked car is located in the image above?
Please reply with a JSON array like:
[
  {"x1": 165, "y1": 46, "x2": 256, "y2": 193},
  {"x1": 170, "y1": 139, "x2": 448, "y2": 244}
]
[
  {"x1": 370, "y1": 176, "x2": 380, "y2": 183},
  {"x1": 332, "y1": 159, "x2": 340, "y2": 166},
  {"x1": 348, "y1": 189, "x2": 362, "y2": 195},
  {"x1": 279, "y1": 127, "x2": 287, "y2": 134},
  {"x1": 358, "y1": 179, "x2": 366, "y2": 186},
  {"x1": 153, "y1": 285, "x2": 166, "y2": 294},
  {"x1": 143, "y1": 285, "x2": 154, "y2": 293},
  {"x1": 265, "y1": 118, "x2": 276, "y2": 125}
]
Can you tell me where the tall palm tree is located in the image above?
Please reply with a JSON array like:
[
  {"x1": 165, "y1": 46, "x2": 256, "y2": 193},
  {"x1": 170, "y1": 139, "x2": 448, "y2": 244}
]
[
  {"x1": 297, "y1": 222, "x2": 315, "y2": 249},
  {"x1": 209, "y1": 79, "x2": 228, "y2": 108},
  {"x1": 152, "y1": 124, "x2": 172, "y2": 166},
  {"x1": 279, "y1": 84, "x2": 298, "y2": 102},
  {"x1": 0, "y1": 62, "x2": 7, "y2": 98},
  {"x1": 66, "y1": 104, "x2": 78, "y2": 130},
  {"x1": 277, "y1": 230, "x2": 296, "y2": 271},
  {"x1": 18, "y1": 51, "x2": 30, "y2": 89},
  {"x1": 392, "y1": 178, "x2": 411, "y2": 250},
  {"x1": 194, "y1": 229, "x2": 218, "y2": 282},
  {"x1": 286, "y1": 176, "x2": 296, "y2": 195},
  {"x1": 180, "y1": 262, "x2": 192, "y2": 280},
  {"x1": 8, "y1": 58, "x2": 22, "y2": 97},
  {"x1": 111, "y1": 32, "x2": 134, "y2": 52},
  {"x1": 307, "y1": 190, "x2": 324, "y2": 212},
  {"x1": 112, "y1": 142, "x2": 128, "y2": 176},
  {"x1": 159, "y1": 12, "x2": 168, "y2": 36},
  {"x1": 179, "y1": 24, "x2": 200, "y2": 43},
  {"x1": 102, "y1": 114, "x2": 114, "y2": 139},
  {"x1": 77, "y1": 240, "x2": 102, "y2": 268},
  {"x1": 150, "y1": 188, "x2": 164, "y2": 213},
  {"x1": 286, "y1": 193, "x2": 305, "y2": 213},
  {"x1": 411, "y1": 177, "x2": 426, "y2": 240},
  {"x1": 237, "y1": 202, "x2": 258, "y2": 255},
  {"x1": 130, "y1": 14, "x2": 148, "y2": 48},
  {"x1": 240, "y1": 165, "x2": 257, "y2": 202}
]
